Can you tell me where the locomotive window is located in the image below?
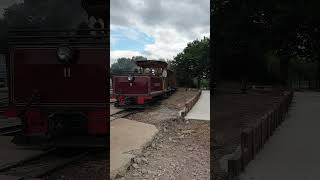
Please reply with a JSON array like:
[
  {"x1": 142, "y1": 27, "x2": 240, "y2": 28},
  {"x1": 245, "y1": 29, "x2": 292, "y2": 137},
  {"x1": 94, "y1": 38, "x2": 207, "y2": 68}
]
[{"x1": 145, "y1": 68, "x2": 150, "y2": 73}]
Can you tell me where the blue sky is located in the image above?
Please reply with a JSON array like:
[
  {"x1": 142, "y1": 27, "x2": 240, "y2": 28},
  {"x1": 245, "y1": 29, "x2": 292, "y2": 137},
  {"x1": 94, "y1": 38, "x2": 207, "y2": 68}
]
[
  {"x1": 111, "y1": 27, "x2": 155, "y2": 52},
  {"x1": 110, "y1": 0, "x2": 210, "y2": 65}
]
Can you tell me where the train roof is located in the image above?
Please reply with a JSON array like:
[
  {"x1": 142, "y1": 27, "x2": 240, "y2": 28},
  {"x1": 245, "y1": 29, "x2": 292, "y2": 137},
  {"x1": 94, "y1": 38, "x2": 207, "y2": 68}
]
[
  {"x1": 135, "y1": 60, "x2": 168, "y2": 69},
  {"x1": 8, "y1": 28, "x2": 107, "y2": 46}
]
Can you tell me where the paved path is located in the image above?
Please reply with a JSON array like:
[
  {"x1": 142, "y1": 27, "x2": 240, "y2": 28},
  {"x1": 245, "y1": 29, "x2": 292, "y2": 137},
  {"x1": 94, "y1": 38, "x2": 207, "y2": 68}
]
[
  {"x1": 110, "y1": 118, "x2": 158, "y2": 179},
  {"x1": 0, "y1": 136, "x2": 44, "y2": 169},
  {"x1": 185, "y1": 90, "x2": 210, "y2": 121},
  {"x1": 110, "y1": 104, "x2": 124, "y2": 116},
  {"x1": 239, "y1": 92, "x2": 320, "y2": 180}
]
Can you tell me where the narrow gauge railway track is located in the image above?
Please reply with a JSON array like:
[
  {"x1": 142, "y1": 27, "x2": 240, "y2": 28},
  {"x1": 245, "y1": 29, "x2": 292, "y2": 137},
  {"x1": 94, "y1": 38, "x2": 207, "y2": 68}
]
[
  {"x1": 110, "y1": 108, "x2": 143, "y2": 121},
  {"x1": 0, "y1": 97, "x2": 8, "y2": 113},
  {"x1": 0, "y1": 148, "x2": 88, "y2": 179},
  {"x1": 0, "y1": 125, "x2": 22, "y2": 136}
]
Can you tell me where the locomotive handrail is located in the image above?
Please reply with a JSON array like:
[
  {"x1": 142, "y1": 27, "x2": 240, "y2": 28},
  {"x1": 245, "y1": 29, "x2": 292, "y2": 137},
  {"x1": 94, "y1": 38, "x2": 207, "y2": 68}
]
[
  {"x1": 8, "y1": 28, "x2": 108, "y2": 33},
  {"x1": 8, "y1": 41, "x2": 108, "y2": 46},
  {"x1": 8, "y1": 28, "x2": 108, "y2": 44},
  {"x1": 8, "y1": 35, "x2": 106, "y2": 39},
  {"x1": 111, "y1": 72, "x2": 162, "y2": 76},
  {"x1": 8, "y1": 33, "x2": 107, "y2": 46}
]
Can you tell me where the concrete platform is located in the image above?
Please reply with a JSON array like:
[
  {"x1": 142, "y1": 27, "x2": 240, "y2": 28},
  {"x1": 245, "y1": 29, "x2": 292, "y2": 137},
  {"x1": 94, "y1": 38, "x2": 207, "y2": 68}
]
[
  {"x1": 110, "y1": 118, "x2": 158, "y2": 179},
  {"x1": 110, "y1": 104, "x2": 124, "y2": 116},
  {"x1": 0, "y1": 136, "x2": 45, "y2": 170},
  {"x1": 185, "y1": 90, "x2": 210, "y2": 121}
]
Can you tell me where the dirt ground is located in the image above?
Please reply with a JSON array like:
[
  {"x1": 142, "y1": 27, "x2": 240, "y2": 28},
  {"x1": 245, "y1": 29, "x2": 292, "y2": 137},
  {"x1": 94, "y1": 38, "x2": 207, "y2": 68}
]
[
  {"x1": 115, "y1": 88, "x2": 210, "y2": 180},
  {"x1": 44, "y1": 152, "x2": 108, "y2": 180},
  {"x1": 213, "y1": 83, "x2": 284, "y2": 180}
]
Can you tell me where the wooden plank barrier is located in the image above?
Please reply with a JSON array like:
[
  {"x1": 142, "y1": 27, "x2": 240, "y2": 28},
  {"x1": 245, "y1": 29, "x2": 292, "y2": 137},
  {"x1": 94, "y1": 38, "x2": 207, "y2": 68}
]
[
  {"x1": 228, "y1": 90, "x2": 294, "y2": 179},
  {"x1": 240, "y1": 128, "x2": 253, "y2": 168},
  {"x1": 181, "y1": 90, "x2": 202, "y2": 118}
]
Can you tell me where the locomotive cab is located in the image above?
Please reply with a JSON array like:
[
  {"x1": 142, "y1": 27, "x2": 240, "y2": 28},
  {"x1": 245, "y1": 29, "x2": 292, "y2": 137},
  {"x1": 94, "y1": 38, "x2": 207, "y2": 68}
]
[{"x1": 112, "y1": 60, "x2": 176, "y2": 108}]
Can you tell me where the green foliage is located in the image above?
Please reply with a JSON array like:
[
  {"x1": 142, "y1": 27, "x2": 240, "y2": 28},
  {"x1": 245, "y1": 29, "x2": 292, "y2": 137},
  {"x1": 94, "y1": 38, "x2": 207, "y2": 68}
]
[
  {"x1": 0, "y1": 0, "x2": 88, "y2": 50},
  {"x1": 172, "y1": 37, "x2": 210, "y2": 88},
  {"x1": 213, "y1": 0, "x2": 320, "y2": 84},
  {"x1": 289, "y1": 58, "x2": 318, "y2": 80},
  {"x1": 200, "y1": 79, "x2": 209, "y2": 89},
  {"x1": 110, "y1": 56, "x2": 147, "y2": 74},
  {"x1": 3, "y1": 0, "x2": 87, "y2": 28}
]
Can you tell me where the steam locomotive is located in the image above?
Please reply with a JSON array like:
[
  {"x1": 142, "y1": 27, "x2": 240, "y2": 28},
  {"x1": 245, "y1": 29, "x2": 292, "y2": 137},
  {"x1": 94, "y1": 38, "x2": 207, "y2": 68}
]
[
  {"x1": 112, "y1": 60, "x2": 177, "y2": 108},
  {"x1": 4, "y1": 0, "x2": 108, "y2": 147}
]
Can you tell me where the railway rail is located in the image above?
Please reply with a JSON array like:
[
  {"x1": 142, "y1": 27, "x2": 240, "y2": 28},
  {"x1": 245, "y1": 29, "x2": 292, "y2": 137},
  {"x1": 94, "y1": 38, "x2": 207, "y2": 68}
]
[
  {"x1": 0, "y1": 148, "x2": 88, "y2": 179},
  {"x1": 0, "y1": 96, "x2": 8, "y2": 113},
  {"x1": 0, "y1": 124, "x2": 21, "y2": 136},
  {"x1": 110, "y1": 108, "x2": 142, "y2": 121}
]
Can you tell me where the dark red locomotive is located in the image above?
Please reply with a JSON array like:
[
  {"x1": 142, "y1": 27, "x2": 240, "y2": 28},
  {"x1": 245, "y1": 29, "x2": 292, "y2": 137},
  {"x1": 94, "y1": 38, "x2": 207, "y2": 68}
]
[
  {"x1": 112, "y1": 60, "x2": 177, "y2": 108},
  {"x1": 4, "y1": 28, "x2": 108, "y2": 147}
]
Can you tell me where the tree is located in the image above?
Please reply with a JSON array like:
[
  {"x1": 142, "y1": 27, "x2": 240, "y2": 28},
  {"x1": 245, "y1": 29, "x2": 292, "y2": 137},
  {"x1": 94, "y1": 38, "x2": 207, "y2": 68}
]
[
  {"x1": 110, "y1": 56, "x2": 147, "y2": 74},
  {"x1": 172, "y1": 37, "x2": 210, "y2": 88},
  {"x1": 3, "y1": 0, "x2": 88, "y2": 28},
  {"x1": 212, "y1": 0, "x2": 320, "y2": 90}
]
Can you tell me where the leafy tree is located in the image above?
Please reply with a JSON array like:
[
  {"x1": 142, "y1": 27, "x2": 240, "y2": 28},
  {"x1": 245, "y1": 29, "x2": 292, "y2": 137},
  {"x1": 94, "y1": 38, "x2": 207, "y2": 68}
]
[
  {"x1": 172, "y1": 37, "x2": 210, "y2": 88},
  {"x1": 212, "y1": 0, "x2": 320, "y2": 89},
  {"x1": 110, "y1": 56, "x2": 147, "y2": 74},
  {"x1": 3, "y1": 0, "x2": 88, "y2": 28}
]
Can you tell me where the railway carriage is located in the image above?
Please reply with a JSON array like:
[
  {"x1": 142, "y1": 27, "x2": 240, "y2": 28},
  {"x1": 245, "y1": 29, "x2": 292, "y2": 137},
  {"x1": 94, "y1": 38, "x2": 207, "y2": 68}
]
[{"x1": 112, "y1": 60, "x2": 177, "y2": 108}]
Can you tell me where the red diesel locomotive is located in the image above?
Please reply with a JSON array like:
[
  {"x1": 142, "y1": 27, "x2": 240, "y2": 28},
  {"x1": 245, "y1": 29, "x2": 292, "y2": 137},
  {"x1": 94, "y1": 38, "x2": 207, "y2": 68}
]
[
  {"x1": 5, "y1": 28, "x2": 108, "y2": 147},
  {"x1": 112, "y1": 60, "x2": 177, "y2": 108}
]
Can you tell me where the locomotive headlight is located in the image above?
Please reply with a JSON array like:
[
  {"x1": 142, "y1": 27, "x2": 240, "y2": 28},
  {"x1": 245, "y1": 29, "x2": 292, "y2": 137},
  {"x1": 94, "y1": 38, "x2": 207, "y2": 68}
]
[
  {"x1": 57, "y1": 46, "x2": 73, "y2": 63},
  {"x1": 128, "y1": 75, "x2": 135, "y2": 82}
]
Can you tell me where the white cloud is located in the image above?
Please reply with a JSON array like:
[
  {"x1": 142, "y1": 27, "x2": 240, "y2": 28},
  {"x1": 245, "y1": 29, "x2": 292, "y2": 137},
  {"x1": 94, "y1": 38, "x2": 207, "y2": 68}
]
[{"x1": 110, "y1": 0, "x2": 210, "y2": 62}]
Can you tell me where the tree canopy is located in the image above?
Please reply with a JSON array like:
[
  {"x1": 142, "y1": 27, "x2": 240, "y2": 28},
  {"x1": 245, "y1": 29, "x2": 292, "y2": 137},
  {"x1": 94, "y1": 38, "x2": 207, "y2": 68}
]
[
  {"x1": 212, "y1": 0, "x2": 320, "y2": 86},
  {"x1": 110, "y1": 56, "x2": 147, "y2": 74},
  {"x1": 3, "y1": 0, "x2": 88, "y2": 28},
  {"x1": 172, "y1": 37, "x2": 210, "y2": 88}
]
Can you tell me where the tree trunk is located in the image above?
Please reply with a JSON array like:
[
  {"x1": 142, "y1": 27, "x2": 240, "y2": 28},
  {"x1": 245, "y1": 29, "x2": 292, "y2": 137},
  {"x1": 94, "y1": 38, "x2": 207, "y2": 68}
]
[
  {"x1": 240, "y1": 77, "x2": 247, "y2": 94},
  {"x1": 317, "y1": 60, "x2": 320, "y2": 89},
  {"x1": 280, "y1": 57, "x2": 289, "y2": 89},
  {"x1": 308, "y1": 80, "x2": 311, "y2": 89}
]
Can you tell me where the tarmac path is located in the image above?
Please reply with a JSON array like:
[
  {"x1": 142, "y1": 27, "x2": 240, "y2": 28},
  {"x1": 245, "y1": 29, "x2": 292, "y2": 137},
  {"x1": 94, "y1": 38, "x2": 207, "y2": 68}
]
[
  {"x1": 110, "y1": 104, "x2": 124, "y2": 116},
  {"x1": 239, "y1": 92, "x2": 320, "y2": 180},
  {"x1": 185, "y1": 90, "x2": 210, "y2": 121}
]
